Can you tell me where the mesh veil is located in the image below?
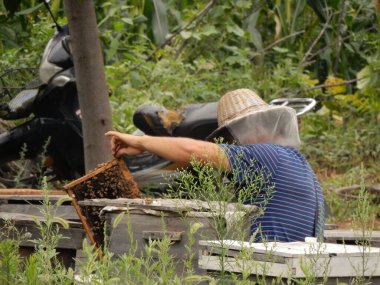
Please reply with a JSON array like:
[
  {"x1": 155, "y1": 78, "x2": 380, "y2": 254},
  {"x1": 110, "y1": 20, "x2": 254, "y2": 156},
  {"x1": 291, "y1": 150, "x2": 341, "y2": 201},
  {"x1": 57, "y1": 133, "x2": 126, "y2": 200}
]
[{"x1": 226, "y1": 106, "x2": 301, "y2": 148}]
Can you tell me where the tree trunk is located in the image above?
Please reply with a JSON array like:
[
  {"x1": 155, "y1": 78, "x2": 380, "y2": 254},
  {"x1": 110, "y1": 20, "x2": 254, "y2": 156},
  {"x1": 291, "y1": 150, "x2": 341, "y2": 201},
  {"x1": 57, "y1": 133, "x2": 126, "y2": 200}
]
[{"x1": 63, "y1": 0, "x2": 113, "y2": 172}]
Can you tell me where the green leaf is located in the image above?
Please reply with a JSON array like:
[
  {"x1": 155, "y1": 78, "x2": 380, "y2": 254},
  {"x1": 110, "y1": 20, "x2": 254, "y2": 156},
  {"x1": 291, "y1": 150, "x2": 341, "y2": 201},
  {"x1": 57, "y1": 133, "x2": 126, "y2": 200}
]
[
  {"x1": 246, "y1": 11, "x2": 262, "y2": 50},
  {"x1": 98, "y1": 7, "x2": 118, "y2": 27},
  {"x1": 0, "y1": 26, "x2": 17, "y2": 41},
  {"x1": 273, "y1": 46, "x2": 289, "y2": 53},
  {"x1": 112, "y1": 212, "x2": 125, "y2": 228},
  {"x1": 122, "y1": 18, "x2": 134, "y2": 25},
  {"x1": 113, "y1": 21, "x2": 124, "y2": 32},
  {"x1": 227, "y1": 24, "x2": 245, "y2": 37},
  {"x1": 106, "y1": 36, "x2": 121, "y2": 62},
  {"x1": 15, "y1": 3, "x2": 43, "y2": 16},
  {"x1": 133, "y1": 15, "x2": 148, "y2": 24},
  {"x1": 151, "y1": 0, "x2": 169, "y2": 45},
  {"x1": 54, "y1": 217, "x2": 69, "y2": 229},
  {"x1": 357, "y1": 66, "x2": 371, "y2": 90},
  {"x1": 56, "y1": 196, "x2": 72, "y2": 207},
  {"x1": 32, "y1": 217, "x2": 41, "y2": 227},
  {"x1": 200, "y1": 25, "x2": 218, "y2": 36},
  {"x1": 180, "y1": 31, "x2": 192, "y2": 40},
  {"x1": 249, "y1": 27, "x2": 263, "y2": 50},
  {"x1": 189, "y1": 222, "x2": 203, "y2": 234}
]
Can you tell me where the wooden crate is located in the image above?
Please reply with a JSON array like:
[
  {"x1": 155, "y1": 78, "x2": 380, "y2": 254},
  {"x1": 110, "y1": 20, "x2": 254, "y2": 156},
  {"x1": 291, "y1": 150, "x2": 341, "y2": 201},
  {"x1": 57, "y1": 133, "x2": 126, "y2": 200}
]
[
  {"x1": 0, "y1": 190, "x2": 85, "y2": 270},
  {"x1": 324, "y1": 229, "x2": 380, "y2": 247},
  {"x1": 64, "y1": 159, "x2": 140, "y2": 248},
  {"x1": 79, "y1": 198, "x2": 258, "y2": 275},
  {"x1": 199, "y1": 239, "x2": 380, "y2": 284}
]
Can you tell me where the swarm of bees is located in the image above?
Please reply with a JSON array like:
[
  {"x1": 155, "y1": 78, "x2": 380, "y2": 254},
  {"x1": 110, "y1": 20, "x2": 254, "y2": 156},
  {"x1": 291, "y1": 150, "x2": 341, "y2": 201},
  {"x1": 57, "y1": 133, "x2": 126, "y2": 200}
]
[{"x1": 64, "y1": 159, "x2": 140, "y2": 246}]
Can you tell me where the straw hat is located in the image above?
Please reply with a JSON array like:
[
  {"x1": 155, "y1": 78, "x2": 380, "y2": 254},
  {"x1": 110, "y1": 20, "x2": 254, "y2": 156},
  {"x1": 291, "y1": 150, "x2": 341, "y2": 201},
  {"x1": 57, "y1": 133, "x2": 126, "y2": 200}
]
[{"x1": 207, "y1": 88, "x2": 279, "y2": 141}]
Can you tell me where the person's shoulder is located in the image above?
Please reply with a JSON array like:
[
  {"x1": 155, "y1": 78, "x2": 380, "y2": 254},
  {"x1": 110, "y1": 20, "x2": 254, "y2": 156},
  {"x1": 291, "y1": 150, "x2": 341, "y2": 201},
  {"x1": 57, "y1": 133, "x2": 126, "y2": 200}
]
[
  {"x1": 221, "y1": 143, "x2": 280, "y2": 155},
  {"x1": 279, "y1": 145, "x2": 307, "y2": 159}
]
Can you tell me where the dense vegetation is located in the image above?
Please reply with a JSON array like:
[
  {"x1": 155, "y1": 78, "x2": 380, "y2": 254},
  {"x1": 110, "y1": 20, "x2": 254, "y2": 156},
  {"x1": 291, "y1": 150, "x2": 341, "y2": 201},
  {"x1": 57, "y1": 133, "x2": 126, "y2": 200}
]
[
  {"x1": 0, "y1": 1, "x2": 380, "y2": 284},
  {"x1": 1, "y1": 0, "x2": 379, "y2": 224}
]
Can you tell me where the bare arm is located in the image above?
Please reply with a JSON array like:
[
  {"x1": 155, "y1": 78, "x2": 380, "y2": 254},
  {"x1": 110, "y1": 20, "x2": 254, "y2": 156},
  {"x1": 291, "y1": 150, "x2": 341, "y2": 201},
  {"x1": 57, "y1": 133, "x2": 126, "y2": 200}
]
[{"x1": 105, "y1": 131, "x2": 230, "y2": 171}]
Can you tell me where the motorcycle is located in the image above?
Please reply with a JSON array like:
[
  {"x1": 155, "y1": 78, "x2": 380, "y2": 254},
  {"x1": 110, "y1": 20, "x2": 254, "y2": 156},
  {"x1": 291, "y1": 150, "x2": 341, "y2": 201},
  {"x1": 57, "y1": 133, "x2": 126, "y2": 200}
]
[{"x1": 0, "y1": 2, "x2": 316, "y2": 190}]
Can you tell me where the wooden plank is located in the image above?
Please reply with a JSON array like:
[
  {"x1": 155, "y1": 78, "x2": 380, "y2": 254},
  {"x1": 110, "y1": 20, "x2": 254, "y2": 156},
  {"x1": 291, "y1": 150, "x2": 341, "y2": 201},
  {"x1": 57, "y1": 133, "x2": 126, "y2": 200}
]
[
  {"x1": 107, "y1": 212, "x2": 216, "y2": 258},
  {"x1": 198, "y1": 255, "x2": 292, "y2": 277},
  {"x1": 0, "y1": 219, "x2": 85, "y2": 249},
  {"x1": 19, "y1": 246, "x2": 77, "y2": 270},
  {"x1": 105, "y1": 206, "x2": 253, "y2": 276},
  {"x1": 199, "y1": 240, "x2": 380, "y2": 258},
  {"x1": 324, "y1": 229, "x2": 380, "y2": 239},
  {"x1": 64, "y1": 159, "x2": 119, "y2": 188},
  {"x1": 199, "y1": 240, "x2": 380, "y2": 279},
  {"x1": 78, "y1": 198, "x2": 257, "y2": 214},
  {"x1": 0, "y1": 189, "x2": 66, "y2": 195},
  {"x1": 18, "y1": 227, "x2": 85, "y2": 249},
  {"x1": 142, "y1": 230, "x2": 183, "y2": 242},
  {"x1": 64, "y1": 159, "x2": 140, "y2": 197},
  {"x1": 66, "y1": 189, "x2": 98, "y2": 248},
  {"x1": 324, "y1": 230, "x2": 380, "y2": 247},
  {"x1": 0, "y1": 195, "x2": 68, "y2": 202},
  {"x1": 0, "y1": 212, "x2": 82, "y2": 227},
  {"x1": 199, "y1": 254, "x2": 380, "y2": 278},
  {"x1": 201, "y1": 244, "x2": 287, "y2": 263},
  {"x1": 292, "y1": 255, "x2": 380, "y2": 277},
  {"x1": 0, "y1": 204, "x2": 79, "y2": 220}
]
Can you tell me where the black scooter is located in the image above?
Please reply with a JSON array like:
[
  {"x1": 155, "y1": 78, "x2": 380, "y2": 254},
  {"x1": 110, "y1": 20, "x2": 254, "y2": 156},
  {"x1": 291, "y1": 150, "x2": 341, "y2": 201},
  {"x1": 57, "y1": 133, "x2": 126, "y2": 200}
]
[{"x1": 0, "y1": 3, "x2": 316, "y2": 189}]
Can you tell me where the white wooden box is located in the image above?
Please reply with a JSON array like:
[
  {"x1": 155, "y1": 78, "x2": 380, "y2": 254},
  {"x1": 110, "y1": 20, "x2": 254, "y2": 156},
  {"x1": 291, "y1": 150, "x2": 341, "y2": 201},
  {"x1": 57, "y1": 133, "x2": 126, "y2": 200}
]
[{"x1": 199, "y1": 239, "x2": 380, "y2": 282}]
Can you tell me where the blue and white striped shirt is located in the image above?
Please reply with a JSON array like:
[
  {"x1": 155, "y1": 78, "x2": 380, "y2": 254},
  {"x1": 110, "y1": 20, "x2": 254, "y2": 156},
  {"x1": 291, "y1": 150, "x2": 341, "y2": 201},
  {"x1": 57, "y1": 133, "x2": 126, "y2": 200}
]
[{"x1": 220, "y1": 144, "x2": 324, "y2": 242}]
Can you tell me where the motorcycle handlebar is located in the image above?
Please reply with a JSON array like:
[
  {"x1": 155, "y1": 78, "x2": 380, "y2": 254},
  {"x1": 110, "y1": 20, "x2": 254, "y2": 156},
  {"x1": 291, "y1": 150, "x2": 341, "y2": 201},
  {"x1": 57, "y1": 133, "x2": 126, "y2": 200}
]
[{"x1": 269, "y1": 98, "x2": 317, "y2": 116}]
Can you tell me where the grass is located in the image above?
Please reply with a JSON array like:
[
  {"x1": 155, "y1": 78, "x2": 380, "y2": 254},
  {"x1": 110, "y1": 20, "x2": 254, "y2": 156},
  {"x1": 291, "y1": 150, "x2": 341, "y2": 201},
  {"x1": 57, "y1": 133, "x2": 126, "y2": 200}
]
[
  {"x1": 1, "y1": 85, "x2": 379, "y2": 284},
  {"x1": 0, "y1": 155, "x2": 379, "y2": 284},
  {"x1": 319, "y1": 163, "x2": 380, "y2": 230}
]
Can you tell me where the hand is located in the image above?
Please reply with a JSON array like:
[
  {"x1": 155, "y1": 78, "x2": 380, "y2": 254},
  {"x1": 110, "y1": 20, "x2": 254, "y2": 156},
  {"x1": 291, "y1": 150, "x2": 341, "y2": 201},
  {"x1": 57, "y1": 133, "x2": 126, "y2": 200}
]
[{"x1": 105, "y1": 131, "x2": 146, "y2": 158}]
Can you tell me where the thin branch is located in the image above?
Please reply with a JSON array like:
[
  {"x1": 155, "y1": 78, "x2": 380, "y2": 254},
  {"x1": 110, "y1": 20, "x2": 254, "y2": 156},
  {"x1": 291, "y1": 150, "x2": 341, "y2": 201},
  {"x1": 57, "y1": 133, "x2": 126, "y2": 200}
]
[
  {"x1": 304, "y1": 77, "x2": 366, "y2": 92},
  {"x1": 144, "y1": 0, "x2": 216, "y2": 62},
  {"x1": 333, "y1": 0, "x2": 346, "y2": 74},
  {"x1": 302, "y1": 25, "x2": 377, "y2": 67},
  {"x1": 127, "y1": 0, "x2": 216, "y2": 72},
  {"x1": 174, "y1": 0, "x2": 218, "y2": 59},
  {"x1": 301, "y1": 13, "x2": 332, "y2": 65},
  {"x1": 250, "y1": 30, "x2": 305, "y2": 60}
]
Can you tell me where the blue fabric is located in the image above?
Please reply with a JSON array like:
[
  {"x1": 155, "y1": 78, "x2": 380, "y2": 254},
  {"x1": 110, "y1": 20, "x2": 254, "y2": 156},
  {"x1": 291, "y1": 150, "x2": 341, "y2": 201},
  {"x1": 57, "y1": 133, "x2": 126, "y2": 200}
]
[{"x1": 220, "y1": 144, "x2": 324, "y2": 242}]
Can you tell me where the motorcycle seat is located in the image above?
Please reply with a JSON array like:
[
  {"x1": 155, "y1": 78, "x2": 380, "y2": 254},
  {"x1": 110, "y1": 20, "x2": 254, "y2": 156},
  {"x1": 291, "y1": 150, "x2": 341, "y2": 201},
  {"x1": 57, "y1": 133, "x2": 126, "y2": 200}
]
[
  {"x1": 133, "y1": 104, "x2": 184, "y2": 136},
  {"x1": 173, "y1": 102, "x2": 218, "y2": 139},
  {"x1": 133, "y1": 102, "x2": 218, "y2": 140}
]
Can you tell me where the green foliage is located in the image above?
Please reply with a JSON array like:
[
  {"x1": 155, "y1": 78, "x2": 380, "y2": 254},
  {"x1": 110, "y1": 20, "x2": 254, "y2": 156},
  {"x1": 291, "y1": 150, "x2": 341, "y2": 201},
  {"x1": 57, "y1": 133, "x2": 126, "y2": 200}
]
[
  {"x1": 0, "y1": 186, "x2": 74, "y2": 285},
  {"x1": 319, "y1": 163, "x2": 379, "y2": 227},
  {"x1": 0, "y1": 0, "x2": 60, "y2": 66},
  {"x1": 0, "y1": 239, "x2": 20, "y2": 285},
  {"x1": 0, "y1": 0, "x2": 379, "y2": 243},
  {"x1": 301, "y1": 113, "x2": 380, "y2": 170}
]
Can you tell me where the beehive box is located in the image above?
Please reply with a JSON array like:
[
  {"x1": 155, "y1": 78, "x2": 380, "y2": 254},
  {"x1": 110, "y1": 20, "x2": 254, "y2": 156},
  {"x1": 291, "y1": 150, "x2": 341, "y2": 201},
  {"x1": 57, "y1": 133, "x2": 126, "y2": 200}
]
[
  {"x1": 324, "y1": 229, "x2": 380, "y2": 247},
  {"x1": 64, "y1": 159, "x2": 140, "y2": 247},
  {"x1": 0, "y1": 189, "x2": 85, "y2": 270},
  {"x1": 199, "y1": 239, "x2": 380, "y2": 284},
  {"x1": 78, "y1": 198, "x2": 258, "y2": 275}
]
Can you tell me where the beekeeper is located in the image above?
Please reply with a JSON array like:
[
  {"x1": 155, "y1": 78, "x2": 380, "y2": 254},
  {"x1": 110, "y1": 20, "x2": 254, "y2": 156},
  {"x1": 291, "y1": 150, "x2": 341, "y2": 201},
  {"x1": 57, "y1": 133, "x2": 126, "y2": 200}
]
[{"x1": 106, "y1": 88, "x2": 324, "y2": 242}]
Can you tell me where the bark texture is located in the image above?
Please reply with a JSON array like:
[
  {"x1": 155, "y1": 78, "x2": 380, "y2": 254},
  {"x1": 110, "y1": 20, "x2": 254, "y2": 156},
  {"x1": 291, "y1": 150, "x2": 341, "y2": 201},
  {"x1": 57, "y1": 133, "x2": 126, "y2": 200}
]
[{"x1": 63, "y1": 0, "x2": 113, "y2": 172}]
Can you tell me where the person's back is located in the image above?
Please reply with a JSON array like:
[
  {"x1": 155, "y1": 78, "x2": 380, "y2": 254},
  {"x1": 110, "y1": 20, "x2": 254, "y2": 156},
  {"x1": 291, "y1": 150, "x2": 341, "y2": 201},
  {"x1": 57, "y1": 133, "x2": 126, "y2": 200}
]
[
  {"x1": 106, "y1": 88, "x2": 325, "y2": 243},
  {"x1": 222, "y1": 143, "x2": 324, "y2": 242}
]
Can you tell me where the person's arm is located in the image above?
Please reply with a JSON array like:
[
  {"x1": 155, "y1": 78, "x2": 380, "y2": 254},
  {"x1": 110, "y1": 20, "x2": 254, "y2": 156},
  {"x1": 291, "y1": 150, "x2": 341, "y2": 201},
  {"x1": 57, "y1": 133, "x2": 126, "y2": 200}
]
[{"x1": 105, "y1": 131, "x2": 230, "y2": 171}]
